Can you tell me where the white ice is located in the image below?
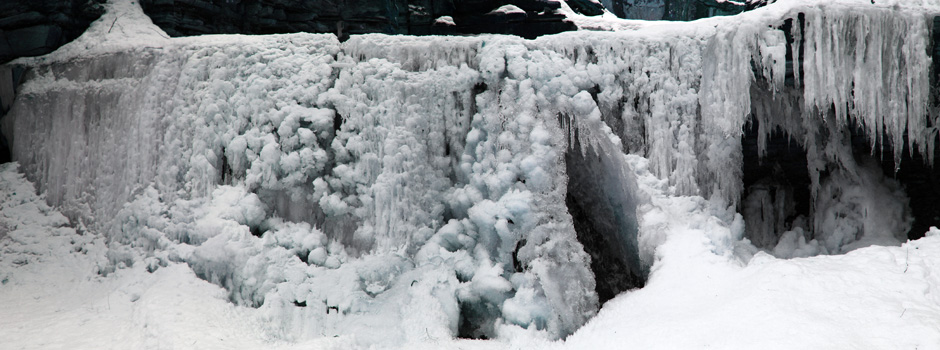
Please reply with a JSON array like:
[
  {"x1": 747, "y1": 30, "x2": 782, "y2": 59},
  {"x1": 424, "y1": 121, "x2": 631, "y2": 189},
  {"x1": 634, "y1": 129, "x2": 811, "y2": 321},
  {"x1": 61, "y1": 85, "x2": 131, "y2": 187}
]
[{"x1": 3, "y1": 0, "x2": 940, "y2": 347}]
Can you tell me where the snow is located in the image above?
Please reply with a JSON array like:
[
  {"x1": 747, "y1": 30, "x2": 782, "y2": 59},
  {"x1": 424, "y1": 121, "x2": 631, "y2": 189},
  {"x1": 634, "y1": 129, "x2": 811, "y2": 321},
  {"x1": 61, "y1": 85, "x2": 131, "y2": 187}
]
[
  {"x1": 435, "y1": 16, "x2": 456, "y2": 26},
  {"x1": 4, "y1": 154, "x2": 940, "y2": 349},
  {"x1": 3, "y1": 0, "x2": 940, "y2": 348},
  {"x1": 568, "y1": 155, "x2": 940, "y2": 350},
  {"x1": 489, "y1": 5, "x2": 527, "y2": 15}
]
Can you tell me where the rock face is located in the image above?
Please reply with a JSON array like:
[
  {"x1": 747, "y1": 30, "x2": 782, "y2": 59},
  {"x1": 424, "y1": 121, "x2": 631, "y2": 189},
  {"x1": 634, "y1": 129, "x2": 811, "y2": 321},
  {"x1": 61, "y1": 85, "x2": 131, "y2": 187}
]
[
  {"x1": 135, "y1": 0, "x2": 782, "y2": 40},
  {"x1": 0, "y1": 65, "x2": 25, "y2": 163},
  {"x1": 0, "y1": 0, "x2": 778, "y2": 64},
  {"x1": 138, "y1": 0, "x2": 579, "y2": 39},
  {"x1": 0, "y1": 0, "x2": 106, "y2": 63},
  {"x1": 601, "y1": 0, "x2": 773, "y2": 21}
]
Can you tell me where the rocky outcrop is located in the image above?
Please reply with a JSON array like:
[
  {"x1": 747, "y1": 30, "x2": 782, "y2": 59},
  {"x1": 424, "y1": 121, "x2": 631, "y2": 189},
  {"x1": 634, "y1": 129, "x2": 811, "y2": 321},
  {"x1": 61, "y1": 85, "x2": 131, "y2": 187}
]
[
  {"x1": 138, "y1": 0, "x2": 579, "y2": 39},
  {"x1": 602, "y1": 0, "x2": 773, "y2": 21},
  {"x1": 0, "y1": 0, "x2": 106, "y2": 63}
]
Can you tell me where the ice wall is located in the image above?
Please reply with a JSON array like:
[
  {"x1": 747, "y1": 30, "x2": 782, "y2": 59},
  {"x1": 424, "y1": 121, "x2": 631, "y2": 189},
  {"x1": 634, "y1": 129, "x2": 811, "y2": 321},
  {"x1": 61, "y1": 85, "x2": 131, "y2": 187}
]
[
  {"x1": 744, "y1": 6, "x2": 932, "y2": 254},
  {"x1": 6, "y1": 31, "x2": 613, "y2": 340},
  {"x1": 3, "y1": 0, "x2": 938, "y2": 343}
]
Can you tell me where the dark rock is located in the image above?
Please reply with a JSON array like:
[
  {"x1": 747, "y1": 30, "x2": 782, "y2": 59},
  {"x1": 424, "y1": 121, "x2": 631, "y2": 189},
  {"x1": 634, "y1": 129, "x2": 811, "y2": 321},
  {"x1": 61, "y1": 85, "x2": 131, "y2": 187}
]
[
  {"x1": 0, "y1": 0, "x2": 105, "y2": 64},
  {"x1": 138, "y1": 0, "x2": 575, "y2": 39},
  {"x1": 6, "y1": 25, "x2": 63, "y2": 57},
  {"x1": 0, "y1": 11, "x2": 45, "y2": 28},
  {"x1": 603, "y1": 0, "x2": 771, "y2": 21},
  {"x1": 566, "y1": 0, "x2": 606, "y2": 16},
  {"x1": 0, "y1": 64, "x2": 24, "y2": 164}
]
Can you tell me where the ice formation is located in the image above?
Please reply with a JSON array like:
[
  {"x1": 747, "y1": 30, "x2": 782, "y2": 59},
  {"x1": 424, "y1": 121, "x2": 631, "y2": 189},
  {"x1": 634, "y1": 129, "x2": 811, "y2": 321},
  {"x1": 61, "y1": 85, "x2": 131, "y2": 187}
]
[{"x1": 2, "y1": 0, "x2": 939, "y2": 344}]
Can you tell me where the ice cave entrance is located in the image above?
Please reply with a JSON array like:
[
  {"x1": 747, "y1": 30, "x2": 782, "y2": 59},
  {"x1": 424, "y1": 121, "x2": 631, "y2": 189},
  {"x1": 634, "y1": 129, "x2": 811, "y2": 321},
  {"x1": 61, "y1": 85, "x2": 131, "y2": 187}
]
[
  {"x1": 741, "y1": 86, "x2": 938, "y2": 257},
  {"x1": 566, "y1": 130, "x2": 645, "y2": 303},
  {"x1": 741, "y1": 116, "x2": 814, "y2": 253}
]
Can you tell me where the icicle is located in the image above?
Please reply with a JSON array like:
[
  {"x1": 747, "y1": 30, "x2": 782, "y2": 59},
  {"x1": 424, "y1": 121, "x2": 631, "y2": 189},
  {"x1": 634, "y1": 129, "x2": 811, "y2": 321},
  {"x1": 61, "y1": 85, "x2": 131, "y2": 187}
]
[
  {"x1": 698, "y1": 27, "x2": 754, "y2": 204},
  {"x1": 791, "y1": 15, "x2": 803, "y2": 89},
  {"x1": 799, "y1": 8, "x2": 931, "y2": 168},
  {"x1": 758, "y1": 28, "x2": 788, "y2": 96}
]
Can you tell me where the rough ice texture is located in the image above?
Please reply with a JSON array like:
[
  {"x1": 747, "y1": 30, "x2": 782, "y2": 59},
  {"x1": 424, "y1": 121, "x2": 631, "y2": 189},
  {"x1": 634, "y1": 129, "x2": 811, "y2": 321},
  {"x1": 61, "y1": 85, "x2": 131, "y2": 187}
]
[
  {"x1": 4, "y1": 0, "x2": 938, "y2": 344},
  {"x1": 744, "y1": 5, "x2": 931, "y2": 256}
]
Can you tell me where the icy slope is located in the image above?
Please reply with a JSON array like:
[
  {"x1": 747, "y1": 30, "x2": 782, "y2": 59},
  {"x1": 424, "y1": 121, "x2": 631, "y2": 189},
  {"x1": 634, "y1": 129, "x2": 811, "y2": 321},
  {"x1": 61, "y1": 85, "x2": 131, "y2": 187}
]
[{"x1": 4, "y1": 0, "x2": 940, "y2": 345}]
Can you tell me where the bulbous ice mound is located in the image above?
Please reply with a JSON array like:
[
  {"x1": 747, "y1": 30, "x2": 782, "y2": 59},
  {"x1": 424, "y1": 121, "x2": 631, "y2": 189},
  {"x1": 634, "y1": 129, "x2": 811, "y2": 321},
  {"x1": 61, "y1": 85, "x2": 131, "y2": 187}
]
[{"x1": 4, "y1": 0, "x2": 940, "y2": 344}]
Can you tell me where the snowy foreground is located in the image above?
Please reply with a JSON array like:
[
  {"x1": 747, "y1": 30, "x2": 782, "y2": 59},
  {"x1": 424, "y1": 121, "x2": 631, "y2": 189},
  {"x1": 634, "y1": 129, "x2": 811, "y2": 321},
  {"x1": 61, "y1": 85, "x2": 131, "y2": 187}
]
[
  {"x1": 3, "y1": 157, "x2": 940, "y2": 349},
  {"x1": 4, "y1": 0, "x2": 940, "y2": 348}
]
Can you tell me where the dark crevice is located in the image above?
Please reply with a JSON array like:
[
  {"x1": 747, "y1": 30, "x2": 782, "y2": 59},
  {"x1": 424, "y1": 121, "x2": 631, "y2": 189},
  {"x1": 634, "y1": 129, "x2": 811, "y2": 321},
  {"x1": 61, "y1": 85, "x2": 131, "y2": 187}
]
[
  {"x1": 849, "y1": 126, "x2": 940, "y2": 241},
  {"x1": 741, "y1": 116, "x2": 812, "y2": 249},
  {"x1": 457, "y1": 301, "x2": 496, "y2": 340},
  {"x1": 564, "y1": 129, "x2": 645, "y2": 304},
  {"x1": 333, "y1": 112, "x2": 343, "y2": 132},
  {"x1": 511, "y1": 238, "x2": 526, "y2": 273},
  {"x1": 219, "y1": 147, "x2": 232, "y2": 184},
  {"x1": 744, "y1": 59, "x2": 937, "y2": 249},
  {"x1": 0, "y1": 65, "x2": 28, "y2": 164},
  {"x1": 249, "y1": 225, "x2": 262, "y2": 237},
  {"x1": 780, "y1": 13, "x2": 806, "y2": 89},
  {"x1": 0, "y1": 134, "x2": 10, "y2": 164},
  {"x1": 296, "y1": 249, "x2": 310, "y2": 264}
]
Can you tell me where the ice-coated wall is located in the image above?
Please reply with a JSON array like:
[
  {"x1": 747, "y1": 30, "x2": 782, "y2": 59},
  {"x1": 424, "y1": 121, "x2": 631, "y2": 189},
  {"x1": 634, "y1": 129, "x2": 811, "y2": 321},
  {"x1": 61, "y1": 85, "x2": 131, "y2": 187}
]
[
  {"x1": 742, "y1": 7, "x2": 934, "y2": 255},
  {"x1": 6, "y1": 32, "x2": 614, "y2": 341},
  {"x1": 3, "y1": 0, "x2": 938, "y2": 343}
]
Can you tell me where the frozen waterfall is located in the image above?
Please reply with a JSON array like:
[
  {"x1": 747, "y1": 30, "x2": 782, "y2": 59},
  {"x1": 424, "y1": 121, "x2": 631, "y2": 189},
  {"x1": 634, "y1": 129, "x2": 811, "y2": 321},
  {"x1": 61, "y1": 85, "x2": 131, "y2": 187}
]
[{"x1": 2, "y1": 0, "x2": 939, "y2": 344}]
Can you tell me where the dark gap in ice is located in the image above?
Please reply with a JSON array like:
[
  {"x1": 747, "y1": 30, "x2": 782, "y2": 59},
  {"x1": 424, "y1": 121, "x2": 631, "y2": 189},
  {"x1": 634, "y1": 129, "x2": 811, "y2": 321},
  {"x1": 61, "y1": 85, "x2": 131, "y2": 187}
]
[
  {"x1": 470, "y1": 81, "x2": 487, "y2": 117},
  {"x1": 780, "y1": 14, "x2": 805, "y2": 89},
  {"x1": 588, "y1": 84, "x2": 601, "y2": 104},
  {"x1": 565, "y1": 130, "x2": 645, "y2": 304},
  {"x1": 0, "y1": 133, "x2": 10, "y2": 164},
  {"x1": 457, "y1": 301, "x2": 497, "y2": 339},
  {"x1": 741, "y1": 116, "x2": 812, "y2": 249},
  {"x1": 219, "y1": 147, "x2": 232, "y2": 185},
  {"x1": 744, "y1": 66, "x2": 933, "y2": 250},
  {"x1": 848, "y1": 126, "x2": 940, "y2": 241},
  {"x1": 333, "y1": 112, "x2": 343, "y2": 131},
  {"x1": 0, "y1": 65, "x2": 28, "y2": 164},
  {"x1": 512, "y1": 238, "x2": 526, "y2": 273},
  {"x1": 296, "y1": 249, "x2": 310, "y2": 264}
]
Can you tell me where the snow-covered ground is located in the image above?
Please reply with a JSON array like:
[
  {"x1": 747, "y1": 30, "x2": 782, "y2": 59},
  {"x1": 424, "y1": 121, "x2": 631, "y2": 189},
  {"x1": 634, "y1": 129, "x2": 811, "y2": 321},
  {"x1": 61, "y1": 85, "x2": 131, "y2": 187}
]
[
  {"x1": 0, "y1": 163, "x2": 500, "y2": 349},
  {"x1": 4, "y1": 0, "x2": 940, "y2": 348},
  {"x1": 4, "y1": 155, "x2": 940, "y2": 349}
]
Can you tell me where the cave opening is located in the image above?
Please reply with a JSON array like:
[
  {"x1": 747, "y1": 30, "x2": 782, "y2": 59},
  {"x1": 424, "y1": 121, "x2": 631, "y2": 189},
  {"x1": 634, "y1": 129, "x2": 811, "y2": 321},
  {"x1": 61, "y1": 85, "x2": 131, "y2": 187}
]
[
  {"x1": 849, "y1": 127, "x2": 940, "y2": 241},
  {"x1": 565, "y1": 130, "x2": 646, "y2": 304},
  {"x1": 740, "y1": 111, "x2": 939, "y2": 254},
  {"x1": 457, "y1": 302, "x2": 497, "y2": 340},
  {"x1": 738, "y1": 12, "x2": 939, "y2": 254},
  {"x1": 740, "y1": 117, "x2": 813, "y2": 250}
]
